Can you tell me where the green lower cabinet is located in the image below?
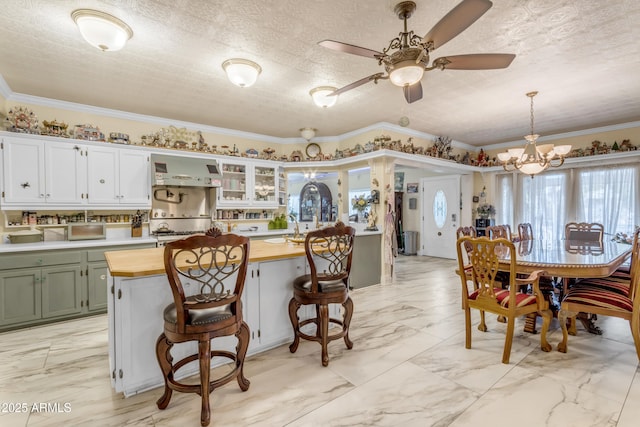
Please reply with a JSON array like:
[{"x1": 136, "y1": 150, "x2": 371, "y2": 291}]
[
  {"x1": 87, "y1": 263, "x2": 109, "y2": 312},
  {"x1": 41, "y1": 265, "x2": 83, "y2": 319},
  {"x1": 0, "y1": 268, "x2": 42, "y2": 326}
]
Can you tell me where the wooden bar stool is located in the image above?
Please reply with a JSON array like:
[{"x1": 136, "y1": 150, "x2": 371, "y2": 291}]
[
  {"x1": 155, "y1": 228, "x2": 250, "y2": 426},
  {"x1": 288, "y1": 221, "x2": 356, "y2": 366}
]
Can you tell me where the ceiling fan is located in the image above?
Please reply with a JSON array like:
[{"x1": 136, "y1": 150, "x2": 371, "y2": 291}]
[{"x1": 319, "y1": 0, "x2": 515, "y2": 103}]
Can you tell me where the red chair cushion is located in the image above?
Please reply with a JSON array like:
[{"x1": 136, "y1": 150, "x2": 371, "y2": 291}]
[
  {"x1": 563, "y1": 286, "x2": 633, "y2": 312},
  {"x1": 469, "y1": 288, "x2": 537, "y2": 308},
  {"x1": 574, "y1": 275, "x2": 630, "y2": 297}
]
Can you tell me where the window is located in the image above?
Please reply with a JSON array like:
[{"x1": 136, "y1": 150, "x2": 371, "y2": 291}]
[
  {"x1": 517, "y1": 171, "x2": 569, "y2": 240},
  {"x1": 575, "y1": 165, "x2": 638, "y2": 235},
  {"x1": 496, "y1": 163, "x2": 639, "y2": 240}
]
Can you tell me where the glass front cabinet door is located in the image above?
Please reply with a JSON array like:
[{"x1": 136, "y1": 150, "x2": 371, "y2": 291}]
[
  {"x1": 252, "y1": 164, "x2": 277, "y2": 207},
  {"x1": 218, "y1": 161, "x2": 249, "y2": 206}
]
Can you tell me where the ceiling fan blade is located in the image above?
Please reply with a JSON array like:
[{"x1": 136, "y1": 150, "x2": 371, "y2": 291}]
[
  {"x1": 403, "y1": 82, "x2": 423, "y2": 104},
  {"x1": 422, "y1": 0, "x2": 493, "y2": 50},
  {"x1": 331, "y1": 73, "x2": 385, "y2": 96},
  {"x1": 318, "y1": 40, "x2": 385, "y2": 60},
  {"x1": 434, "y1": 53, "x2": 515, "y2": 70}
]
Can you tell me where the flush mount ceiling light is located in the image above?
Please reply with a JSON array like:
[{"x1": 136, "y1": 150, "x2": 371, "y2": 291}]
[
  {"x1": 300, "y1": 127, "x2": 317, "y2": 141},
  {"x1": 497, "y1": 91, "x2": 571, "y2": 178},
  {"x1": 71, "y1": 9, "x2": 133, "y2": 52},
  {"x1": 222, "y1": 59, "x2": 262, "y2": 88},
  {"x1": 309, "y1": 86, "x2": 338, "y2": 108}
]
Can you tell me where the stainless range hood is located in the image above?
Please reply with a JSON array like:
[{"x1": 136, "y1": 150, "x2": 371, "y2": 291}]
[{"x1": 151, "y1": 153, "x2": 222, "y2": 187}]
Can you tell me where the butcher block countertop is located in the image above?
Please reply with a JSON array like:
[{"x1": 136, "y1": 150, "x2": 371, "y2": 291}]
[{"x1": 105, "y1": 239, "x2": 309, "y2": 277}]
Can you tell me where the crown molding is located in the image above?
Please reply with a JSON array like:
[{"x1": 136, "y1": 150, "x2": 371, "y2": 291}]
[
  {"x1": 484, "y1": 121, "x2": 640, "y2": 151},
  {"x1": 1, "y1": 75, "x2": 637, "y2": 151}
]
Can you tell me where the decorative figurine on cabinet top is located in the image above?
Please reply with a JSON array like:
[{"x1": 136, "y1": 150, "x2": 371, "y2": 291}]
[
  {"x1": 42, "y1": 119, "x2": 69, "y2": 137},
  {"x1": 74, "y1": 124, "x2": 105, "y2": 141},
  {"x1": 4, "y1": 106, "x2": 40, "y2": 134}
]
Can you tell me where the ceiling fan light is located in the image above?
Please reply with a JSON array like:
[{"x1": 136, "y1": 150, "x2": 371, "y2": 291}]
[
  {"x1": 310, "y1": 86, "x2": 338, "y2": 108},
  {"x1": 389, "y1": 61, "x2": 424, "y2": 87},
  {"x1": 222, "y1": 59, "x2": 262, "y2": 88},
  {"x1": 71, "y1": 9, "x2": 133, "y2": 51}
]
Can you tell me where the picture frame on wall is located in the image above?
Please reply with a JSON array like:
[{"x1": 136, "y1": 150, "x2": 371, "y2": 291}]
[
  {"x1": 394, "y1": 172, "x2": 404, "y2": 192},
  {"x1": 407, "y1": 182, "x2": 418, "y2": 193}
]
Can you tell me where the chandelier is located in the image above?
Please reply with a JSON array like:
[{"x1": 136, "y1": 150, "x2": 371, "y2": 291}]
[{"x1": 497, "y1": 91, "x2": 571, "y2": 178}]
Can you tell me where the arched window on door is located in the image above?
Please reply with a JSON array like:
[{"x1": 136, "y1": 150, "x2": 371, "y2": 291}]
[{"x1": 299, "y1": 182, "x2": 333, "y2": 222}]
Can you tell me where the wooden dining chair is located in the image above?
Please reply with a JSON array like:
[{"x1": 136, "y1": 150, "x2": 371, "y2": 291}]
[
  {"x1": 155, "y1": 228, "x2": 251, "y2": 426},
  {"x1": 455, "y1": 236, "x2": 552, "y2": 364},
  {"x1": 487, "y1": 224, "x2": 513, "y2": 241},
  {"x1": 288, "y1": 221, "x2": 356, "y2": 366},
  {"x1": 565, "y1": 222, "x2": 604, "y2": 243},
  {"x1": 558, "y1": 228, "x2": 640, "y2": 361},
  {"x1": 517, "y1": 223, "x2": 533, "y2": 241}
]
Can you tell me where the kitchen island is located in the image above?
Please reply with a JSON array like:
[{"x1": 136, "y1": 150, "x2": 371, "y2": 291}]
[{"x1": 105, "y1": 233, "x2": 381, "y2": 396}]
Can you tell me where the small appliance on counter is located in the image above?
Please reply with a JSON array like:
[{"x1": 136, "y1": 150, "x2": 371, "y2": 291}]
[
  {"x1": 6, "y1": 229, "x2": 43, "y2": 244},
  {"x1": 67, "y1": 223, "x2": 106, "y2": 241}
]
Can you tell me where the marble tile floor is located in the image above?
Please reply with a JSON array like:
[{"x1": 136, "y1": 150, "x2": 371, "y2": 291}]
[{"x1": 1, "y1": 256, "x2": 639, "y2": 426}]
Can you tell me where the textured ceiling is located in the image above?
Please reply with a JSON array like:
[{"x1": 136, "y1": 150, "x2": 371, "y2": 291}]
[{"x1": 1, "y1": 0, "x2": 639, "y2": 146}]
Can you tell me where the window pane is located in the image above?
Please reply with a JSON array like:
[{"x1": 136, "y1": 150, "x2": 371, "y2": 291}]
[
  {"x1": 576, "y1": 166, "x2": 638, "y2": 235},
  {"x1": 518, "y1": 171, "x2": 568, "y2": 240}
]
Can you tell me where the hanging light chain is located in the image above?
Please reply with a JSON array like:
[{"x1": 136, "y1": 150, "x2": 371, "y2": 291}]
[{"x1": 526, "y1": 91, "x2": 538, "y2": 137}]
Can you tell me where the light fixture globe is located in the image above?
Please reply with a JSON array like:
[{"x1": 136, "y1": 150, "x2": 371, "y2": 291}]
[
  {"x1": 497, "y1": 91, "x2": 572, "y2": 178},
  {"x1": 310, "y1": 86, "x2": 338, "y2": 108},
  {"x1": 222, "y1": 59, "x2": 262, "y2": 88},
  {"x1": 387, "y1": 48, "x2": 426, "y2": 87},
  {"x1": 300, "y1": 127, "x2": 317, "y2": 141},
  {"x1": 71, "y1": 9, "x2": 133, "y2": 52}
]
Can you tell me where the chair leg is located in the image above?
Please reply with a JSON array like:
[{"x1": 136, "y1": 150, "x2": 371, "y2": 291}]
[
  {"x1": 288, "y1": 298, "x2": 301, "y2": 353},
  {"x1": 319, "y1": 304, "x2": 330, "y2": 366},
  {"x1": 198, "y1": 338, "x2": 211, "y2": 427},
  {"x1": 557, "y1": 308, "x2": 575, "y2": 353},
  {"x1": 630, "y1": 313, "x2": 640, "y2": 362},
  {"x1": 538, "y1": 309, "x2": 552, "y2": 352},
  {"x1": 155, "y1": 333, "x2": 174, "y2": 410},
  {"x1": 235, "y1": 322, "x2": 251, "y2": 391},
  {"x1": 478, "y1": 310, "x2": 487, "y2": 332},
  {"x1": 464, "y1": 308, "x2": 472, "y2": 350},
  {"x1": 502, "y1": 316, "x2": 515, "y2": 364},
  {"x1": 342, "y1": 297, "x2": 354, "y2": 350}
]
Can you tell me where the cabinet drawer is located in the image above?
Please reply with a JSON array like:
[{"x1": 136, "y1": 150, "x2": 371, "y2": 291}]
[
  {"x1": 86, "y1": 244, "x2": 155, "y2": 262},
  {"x1": 0, "y1": 251, "x2": 82, "y2": 270}
]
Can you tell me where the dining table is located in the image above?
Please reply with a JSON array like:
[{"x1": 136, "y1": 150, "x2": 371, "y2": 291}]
[{"x1": 497, "y1": 238, "x2": 633, "y2": 333}]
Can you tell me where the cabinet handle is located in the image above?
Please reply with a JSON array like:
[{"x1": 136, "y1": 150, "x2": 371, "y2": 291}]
[
  {"x1": 117, "y1": 289, "x2": 122, "y2": 299},
  {"x1": 46, "y1": 193, "x2": 50, "y2": 197},
  {"x1": 99, "y1": 179, "x2": 105, "y2": 184},
  {"x1": 39, "y1": 193, "x2": 45, "y2": 198},
  {"x1": 80, "y1": 270, "x2": 83, "y2": 277},
  {"x1": 21, "y1": 182, "x2": 31, "y2": 188},
  {"x1": 100, "y1": 274, "x2": 106, "y2": 280}
]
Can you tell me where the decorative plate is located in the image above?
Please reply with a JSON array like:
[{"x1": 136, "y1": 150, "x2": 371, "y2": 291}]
[{"x1": 306, "y1": 142, "x2": 321, "y2": 159}]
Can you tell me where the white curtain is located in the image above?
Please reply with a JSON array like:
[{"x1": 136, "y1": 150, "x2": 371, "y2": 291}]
[
  {"x1": 495, "y1": 173, "x2": 514, "y2": 228},
  {"x1": 517, "y1": 170, "x2": 570, "y2": 240},
  {"x1": 575, "y1": 165, "x2": 639, "y2": 235}
]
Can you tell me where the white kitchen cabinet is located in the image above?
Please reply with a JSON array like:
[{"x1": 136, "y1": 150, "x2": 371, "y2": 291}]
[
  {"x1": 217, "y1": 159, "x2": 278, "y2": 208},
  {"x1": 1, "y1": 137, "x2": 86, "y2": 207},
  {"x1": 108, "y1": 256, "x2": 304, "y2": 396},
  {"x1": 87, "y1": 145, "x2": 150, "y2": 207}
]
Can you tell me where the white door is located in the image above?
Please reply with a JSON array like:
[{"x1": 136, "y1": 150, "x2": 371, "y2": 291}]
[{"x1": 421, "y1": 175, "x2": 460, "y2": 259}]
